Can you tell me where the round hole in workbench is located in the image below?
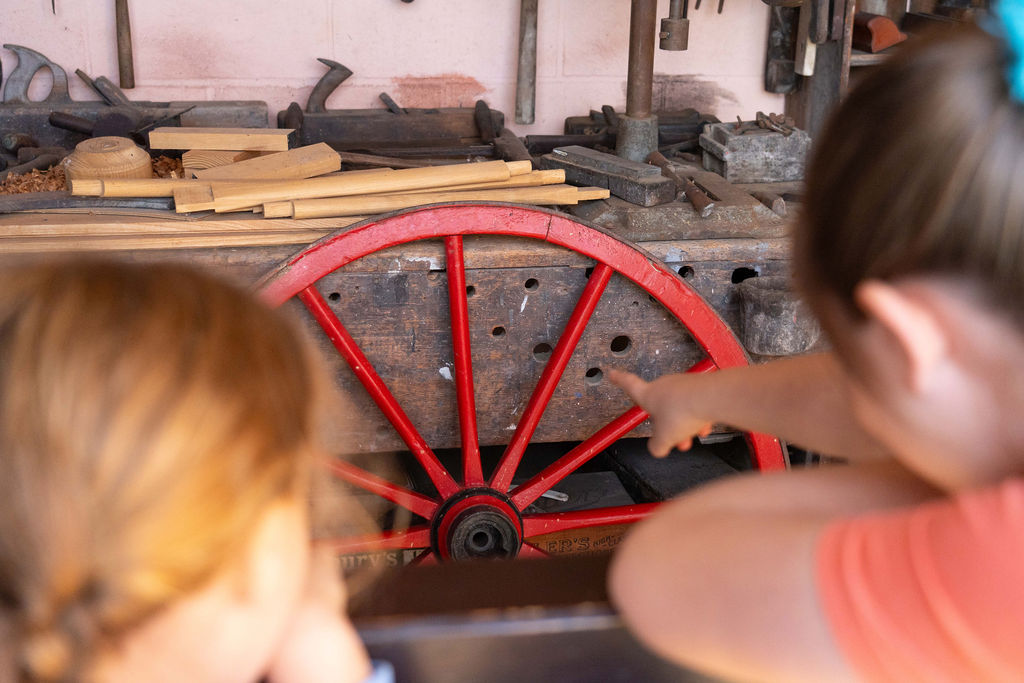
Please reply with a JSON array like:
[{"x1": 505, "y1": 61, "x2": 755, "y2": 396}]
[
  {"x1": 731, "y1": 267, "x2": 758, "y2": 284},
  {"x1": 610, "y1": 335, "x2": 631, "y2": 355},
  {"x1": 532, "y1": 343, "x2": 552, "y2": 362},
  {"x1": 328, "y1": 292, "x2": 341, "y2": 302},
  {"x1": 492, "y1": 326, "x2": 506, "y2": 337},
  {"x1": 466, "y1": 285, "x2": 477, "y2": 296},
  {"x1": 584, "y1": 267, "x2": 595, "y2": 279},
  {"x1": 677, "y1": 265, "x2": 695, "y2": 279},
  {"x1": 524, "y1": 278, "x2": 539, "y2": 291},
  {"x1": 585, "y1": 367, "x2": 603, "y2": 386}
]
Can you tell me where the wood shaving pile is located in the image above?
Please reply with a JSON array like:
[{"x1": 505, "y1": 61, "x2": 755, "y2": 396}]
[
  {"x1": 0, "y1": 166, "x2": 67, "y2": 194},
  {"x1": 152, "y1": 156, "x2": 185, "y2": 179},
  {"x1": 0, "y1": 155, "x2": 184, "y2": 194}
]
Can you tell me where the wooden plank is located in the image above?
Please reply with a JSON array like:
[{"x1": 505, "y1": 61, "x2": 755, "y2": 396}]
[
  {"x1": 286, "y1": 185, "x2": 600, "y2": 220},
  {"x1": 795, "y1": 0, "x2": 817, "y2": 76},
  {"x1": 182, "y1": 149, "x2": 261, "y2": 171},
  {"x1": 211, "y1": 160, "x2": 514, "y2": 213},
  {"x1": 148, "y1": 127, "x2": 294, "y2": 152},
  {"x1": 195, "y1": 143, "x2": 341, "y2": 181},
  {"x1": 0, "y1": 212, "x2": 364, "y2": 236},
  {"x1": 332, "y1": 235, "x2": 791, "y2": 273},
  {"x1": 0, "y1": 230, "x2": 335, "y2": 253}
]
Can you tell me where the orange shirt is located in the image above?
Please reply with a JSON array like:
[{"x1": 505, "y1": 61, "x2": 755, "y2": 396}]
[{"x1": 816, "y1": 478, "x2": 1024, "y2": 682}]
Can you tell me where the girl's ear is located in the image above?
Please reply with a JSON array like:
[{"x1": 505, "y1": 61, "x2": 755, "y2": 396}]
[{"x1": 853, "y1": 280, "x2": 948, "y2": 394}]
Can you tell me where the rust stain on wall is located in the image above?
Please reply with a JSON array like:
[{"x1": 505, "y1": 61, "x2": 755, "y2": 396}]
[
  {"x1": 652, "y1": 74, "x2": 739, "y2": 114},
  {"x1": 391, "y1": 73, "x2": 486, "y2": 108}
]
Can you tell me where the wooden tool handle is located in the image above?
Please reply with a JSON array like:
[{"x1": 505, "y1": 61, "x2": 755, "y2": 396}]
[
  {"x1": 286, "y1": 184, "x2": 588, "y2": 220},
  {"x1": 211, "y1": 160, "x2": 516, "y2": 213},
  {"x1": 647, "y1": 151, "x2": 715, "y2": 218},
  {"x1": 373, "y1": 169, "x2": 564, "y2": 196},
  {"x1": 680, "y1": 178, "x2": 715, "y2": 218},
  {"x1": 115, "y1": 0, "x2": 135, "y2": 88}
]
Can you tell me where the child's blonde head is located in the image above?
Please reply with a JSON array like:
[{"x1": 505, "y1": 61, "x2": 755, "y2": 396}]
[
  {"x1": 797, "y1": 24, "x2": 1024, "y2": 326},
  {"x1": 0, "y1": 260, "x2": 319, "y2": 681}
]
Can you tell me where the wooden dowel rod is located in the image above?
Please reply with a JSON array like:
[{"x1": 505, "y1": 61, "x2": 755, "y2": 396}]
[
  {"x1": 506, "y1": 160, "x2": 533, "y2": 176},
  {"x1": 370, "y1": 169, "x2": 563, "y2": 196},
  {"x1": 70, "y1": 178, "x2": 279, "y2": 198},
  {"x1": 0, "y1": 229, "x2": 346, "y2": 254},
  {"x1": 263, "y1": 201, "x2": 294, "y2": 219},
  {"x1": 211, "y1": 160, "x2": 515, "y2": 213},
  {"x1": 283, "y1": 184, "x2": 594, "y2": 220}
]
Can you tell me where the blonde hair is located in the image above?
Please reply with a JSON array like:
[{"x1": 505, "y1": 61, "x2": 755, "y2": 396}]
[
  {"x1": 796, "y1": 23, "x2": 1024, "y2": 324},
  {"x1": 0, "y1": 260, "x2": 320, "y2": 681}
]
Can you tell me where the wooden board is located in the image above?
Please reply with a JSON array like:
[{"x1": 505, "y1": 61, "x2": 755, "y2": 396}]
[
  {"x1": 195, "y1": 143, "x2": 341, "y2": 181},
  {"x1": 182, "y1": 149, "x2": 262, "y2": 171},
  {"x1": 148, "y1": 127, "x2": 294, "y2": 152},
  {"x1": 0, "y1": 211, "x2": 362, "y2": 237}
]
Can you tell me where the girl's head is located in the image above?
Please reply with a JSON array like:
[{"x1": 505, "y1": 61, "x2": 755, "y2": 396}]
[
  {"x1": 797, "y1": 23, "x2": 1024, "y2": 330},
  {"x1": 797, "y1": 21, "x2": 1024, "y2": 488},
  {"x1": 0, "y1": 261, "x2": 323, "y2": 680}
]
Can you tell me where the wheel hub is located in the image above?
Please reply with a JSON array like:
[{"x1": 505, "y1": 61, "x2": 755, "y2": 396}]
[{"x1": 432, "y1": 490, "x2": 523, "y2": 561}]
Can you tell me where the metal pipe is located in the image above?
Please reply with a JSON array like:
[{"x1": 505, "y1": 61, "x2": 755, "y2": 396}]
[
  {"x1": 669, "y1": 0, "x2": 684, "y2": 18},
  {"x1": 625, "y1": 0, "x2": 657, "y2": 119}
]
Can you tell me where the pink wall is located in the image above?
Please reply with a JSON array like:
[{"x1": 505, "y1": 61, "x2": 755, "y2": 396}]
[{"x1": 1, "y1": 0, "x2": 783, "y2": 134}]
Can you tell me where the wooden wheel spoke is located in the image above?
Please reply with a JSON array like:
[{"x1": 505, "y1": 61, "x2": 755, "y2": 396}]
[
  {"x1": 317, "y1": 525, "x2": 432, "y2": 554},
  {"x1": 299, "y1": 286, "x2": 460, "y2": 498},
  {"x1": 490, "y1": 262, "x2": 614, "y2": 492},
  {"x1": 509, "y1": 406, "x2": 647, "y2": 509},
  {"x1": 325, "y1": 458, "x2": 439, "y2": 520},
  {"x1": 522, "y1": 503, "x2": 658, "y2": 537},
  {"x1": 445, "y1": 235, "x2": 484, "y2": 486}
]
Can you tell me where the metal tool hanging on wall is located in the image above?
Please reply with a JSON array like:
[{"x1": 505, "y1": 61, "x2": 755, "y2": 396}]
[
  {"x1": 514, "y1": 0, "x2": 538, "y2": 125},
  {"x1": 115, "y1": 0, "x2": 135, "y2": 88}
]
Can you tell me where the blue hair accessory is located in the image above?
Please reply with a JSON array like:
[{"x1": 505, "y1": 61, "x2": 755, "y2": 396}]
[{"x1": 987, "y1": 0, "x2": 1024, "y2": 101}]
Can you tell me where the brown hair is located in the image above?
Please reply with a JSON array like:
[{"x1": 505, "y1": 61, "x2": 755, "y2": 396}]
[
  {"x1": 796, "y1": 23, "x2": 1024, "y2": 324},
  {"x1": 0, "y1": 260, "x2": 320, "y2": 681}
]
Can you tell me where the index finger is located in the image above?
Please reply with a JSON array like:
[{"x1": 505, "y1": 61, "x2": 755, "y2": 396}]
[{"x1": 607, "y1": 368, "x2": 647, "y2": 405}]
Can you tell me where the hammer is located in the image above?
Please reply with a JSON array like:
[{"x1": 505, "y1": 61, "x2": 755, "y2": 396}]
[{"x1": 647, "y1": 151, "x2": 715, "y2": 217}]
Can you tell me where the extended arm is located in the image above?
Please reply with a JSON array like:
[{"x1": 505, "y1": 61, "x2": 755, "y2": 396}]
[
  {"x1": 610, "y1": 352, "x2": 887, "y2": 461},
  {"x1": 608, "y1": 461, "x2": 943, "y2": 682}
]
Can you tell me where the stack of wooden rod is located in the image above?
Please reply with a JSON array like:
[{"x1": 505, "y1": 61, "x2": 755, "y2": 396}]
[{"x1": 70, "y1": 128, "x2": 610, "y2": 220}]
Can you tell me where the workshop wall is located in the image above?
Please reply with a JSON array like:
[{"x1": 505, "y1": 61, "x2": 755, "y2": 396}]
[{"x1": 1, "y1": 0, "x2": 783, "y2": 134}]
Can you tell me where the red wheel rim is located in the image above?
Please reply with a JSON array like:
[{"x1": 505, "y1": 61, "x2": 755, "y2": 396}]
[{"x1": 260, "y1": 203, "x2": 785, "y2": 562}]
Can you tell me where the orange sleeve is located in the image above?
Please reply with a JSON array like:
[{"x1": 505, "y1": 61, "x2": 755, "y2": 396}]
[{"x1": 816, "y1": 478, "x2": 1024, "y2": 683}]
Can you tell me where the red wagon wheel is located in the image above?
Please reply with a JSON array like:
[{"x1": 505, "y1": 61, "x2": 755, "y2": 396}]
[{"x1": 260, "y1": 203, "x2": 785, "y2": 563}]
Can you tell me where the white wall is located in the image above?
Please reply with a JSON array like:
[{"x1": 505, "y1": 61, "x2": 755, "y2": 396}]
[{"x1": 1, "y1": 0, "x2": 783, "y2": 134}]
